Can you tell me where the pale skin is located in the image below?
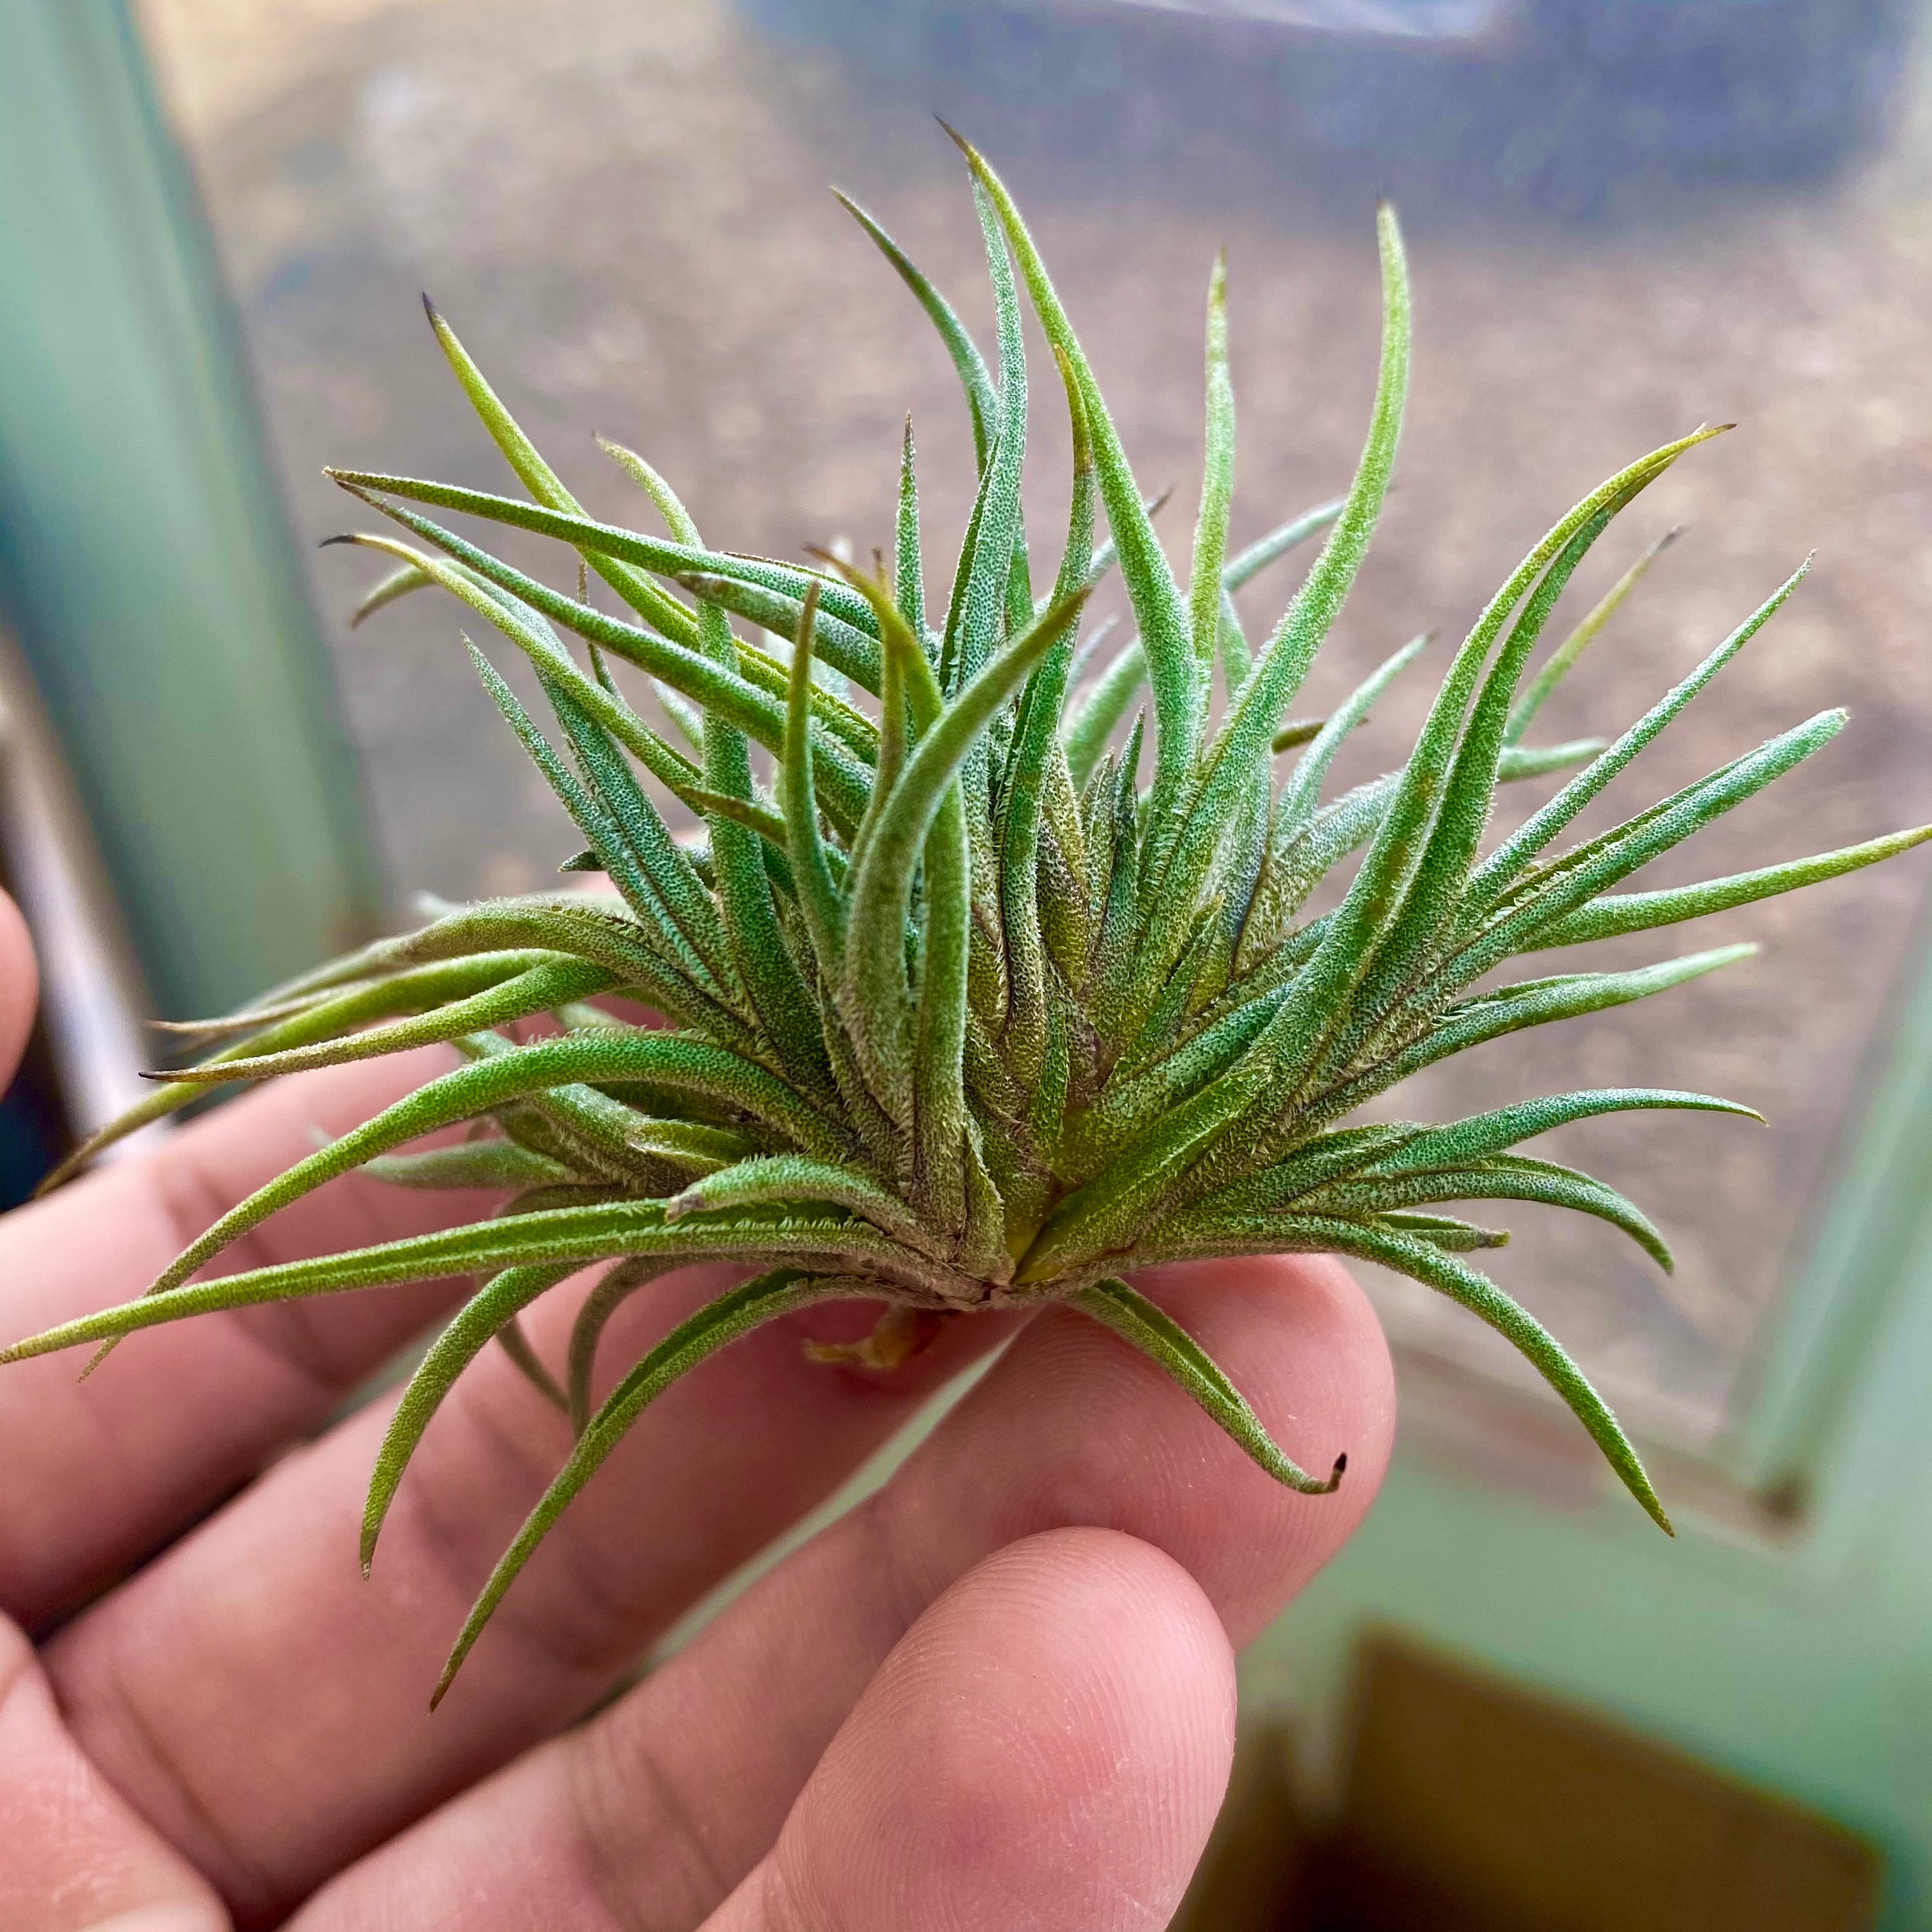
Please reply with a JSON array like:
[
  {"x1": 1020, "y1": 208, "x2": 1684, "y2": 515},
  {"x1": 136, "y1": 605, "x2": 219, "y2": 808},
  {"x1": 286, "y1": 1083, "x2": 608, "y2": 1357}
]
[{"x1": 0, "y1": 888, "x2": 1396, "y2": 1932}]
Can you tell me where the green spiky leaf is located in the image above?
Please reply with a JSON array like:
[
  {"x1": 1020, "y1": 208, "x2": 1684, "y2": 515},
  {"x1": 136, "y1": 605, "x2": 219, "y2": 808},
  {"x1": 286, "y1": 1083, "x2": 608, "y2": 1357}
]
[{"x1": 6, "y1": 139, "x2": 1923, "y2": 1696}]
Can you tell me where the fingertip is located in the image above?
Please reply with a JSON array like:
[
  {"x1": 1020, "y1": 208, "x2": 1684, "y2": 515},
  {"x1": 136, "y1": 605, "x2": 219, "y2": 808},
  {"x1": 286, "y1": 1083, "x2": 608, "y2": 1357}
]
[
  {"x1": 894, "y1": 1250, "x2": 1397, "y2": 1648},
  {"x1": 1140, "y1": 1249, "x2": 1397, "y2": 1480},
  {"x1": 1135, "y1": 1252, "x2": 1399, "y2": 1609},
  {"x1": 0, "y1": 890, "x2": 36, "y2": 1087},
  {"x1": 762, "y1": 1528, "x2": 1236, "y2": 1932}
]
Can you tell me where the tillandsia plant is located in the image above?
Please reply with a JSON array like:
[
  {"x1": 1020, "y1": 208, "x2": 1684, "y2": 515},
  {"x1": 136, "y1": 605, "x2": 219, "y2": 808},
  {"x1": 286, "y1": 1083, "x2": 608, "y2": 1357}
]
[{"x1": 5, "y1": 132, "x2": 1927, "y2": 1704}]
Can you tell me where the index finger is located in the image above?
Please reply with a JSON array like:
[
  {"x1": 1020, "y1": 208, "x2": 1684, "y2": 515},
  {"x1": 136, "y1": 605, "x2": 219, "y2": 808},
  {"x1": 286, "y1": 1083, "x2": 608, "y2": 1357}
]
[{"x1": 0, "y1": 1046, "x2": 484, "y2": 1630}]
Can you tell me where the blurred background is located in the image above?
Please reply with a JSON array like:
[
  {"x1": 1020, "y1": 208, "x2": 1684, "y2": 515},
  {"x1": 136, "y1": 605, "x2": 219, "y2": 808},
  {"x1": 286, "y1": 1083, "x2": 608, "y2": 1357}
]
[{"x1": 4, "y1": 0, "x2": 1932, "y2": 1922}]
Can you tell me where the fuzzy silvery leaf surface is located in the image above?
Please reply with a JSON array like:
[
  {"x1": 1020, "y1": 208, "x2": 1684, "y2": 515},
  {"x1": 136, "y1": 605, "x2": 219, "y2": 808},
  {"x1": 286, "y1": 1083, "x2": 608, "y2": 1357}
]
[{"x1": 7, "y1": 133, "x2": 1926, "y2": 1703}]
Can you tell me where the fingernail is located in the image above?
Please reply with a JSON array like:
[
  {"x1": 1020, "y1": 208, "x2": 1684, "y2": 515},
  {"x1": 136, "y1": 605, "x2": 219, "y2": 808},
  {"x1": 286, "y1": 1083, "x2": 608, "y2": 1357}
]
[{"x1": 84, "y1": 1907, "x2": 227, "y2": 1932}]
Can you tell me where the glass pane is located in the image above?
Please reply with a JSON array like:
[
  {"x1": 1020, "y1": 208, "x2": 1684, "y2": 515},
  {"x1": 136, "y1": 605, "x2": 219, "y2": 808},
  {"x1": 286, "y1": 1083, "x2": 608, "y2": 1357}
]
[{"x1": 135, "y1": 0, "x2": 1932, "y2": 1449}]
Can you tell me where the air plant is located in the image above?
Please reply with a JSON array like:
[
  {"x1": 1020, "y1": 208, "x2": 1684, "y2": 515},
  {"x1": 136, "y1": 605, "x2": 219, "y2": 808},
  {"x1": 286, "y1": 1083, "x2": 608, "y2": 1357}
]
[{"x1": 6, "y1": 133, "x2": 1925, "y2": 1705}]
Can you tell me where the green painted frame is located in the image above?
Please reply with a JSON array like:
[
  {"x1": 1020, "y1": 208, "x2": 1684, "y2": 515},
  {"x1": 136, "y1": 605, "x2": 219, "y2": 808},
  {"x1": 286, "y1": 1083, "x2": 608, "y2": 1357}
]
[{"x1": 0, "y1": 0, "x2": 379, "y2": 1023}]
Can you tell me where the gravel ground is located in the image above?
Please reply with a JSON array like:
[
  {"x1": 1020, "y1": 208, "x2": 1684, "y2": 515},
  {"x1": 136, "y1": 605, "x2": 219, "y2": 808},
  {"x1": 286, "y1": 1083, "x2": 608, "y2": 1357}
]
[{"x1": 137, "y1": 0, "x2": 1932, "y2": 1446}]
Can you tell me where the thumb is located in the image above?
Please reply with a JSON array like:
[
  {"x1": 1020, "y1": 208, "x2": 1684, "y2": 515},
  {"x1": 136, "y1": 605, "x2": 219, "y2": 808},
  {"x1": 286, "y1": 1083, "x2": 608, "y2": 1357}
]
[{"x1": 0, "y1": 891, "x2": 36, "y2": 1094}]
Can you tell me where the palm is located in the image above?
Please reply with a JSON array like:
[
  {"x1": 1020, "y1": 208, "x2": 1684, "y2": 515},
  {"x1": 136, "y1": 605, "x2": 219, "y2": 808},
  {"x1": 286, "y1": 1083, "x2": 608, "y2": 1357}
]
[{"x1": 0, "y1": 898, "x2": 1391, "y2": 1931}]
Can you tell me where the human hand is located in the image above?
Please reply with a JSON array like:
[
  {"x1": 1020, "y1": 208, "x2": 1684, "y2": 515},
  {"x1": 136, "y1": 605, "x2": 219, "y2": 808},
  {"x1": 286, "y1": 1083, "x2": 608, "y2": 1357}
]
[{"x1": 0, "y1": 889, "x2": 1394, "y2": 1931}]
